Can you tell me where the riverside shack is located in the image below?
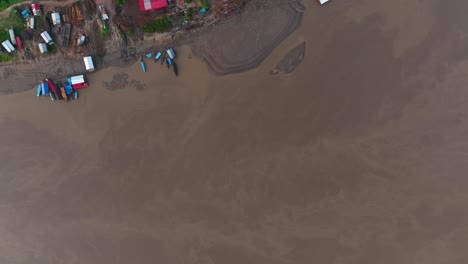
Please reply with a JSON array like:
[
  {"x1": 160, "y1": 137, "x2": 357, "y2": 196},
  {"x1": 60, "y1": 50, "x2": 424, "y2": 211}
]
[
  {"x1": 9, "y1": 29, "x2": 16, "y2": 45},
  {"x1": 38, "y1": 43, "x2": 47, "y2": 53},
  {"x1": 41, "y1": 31, "x2": 54, "y2": 45},
  {"x1": 51, "y1": 13, "x2": 61, "y2": 25},
  {"x1": 2, "y1": 40, "x2": 15, "y2": 53},
  {"x1": 69, "y1": 75, "x2": 88, "y2": 89},
  {"x1": 83, "y1": 56, "x2": 95, "y2": 72},
  {"x1": 31, "y1": 3, "x2": 41, "y2": 16}
]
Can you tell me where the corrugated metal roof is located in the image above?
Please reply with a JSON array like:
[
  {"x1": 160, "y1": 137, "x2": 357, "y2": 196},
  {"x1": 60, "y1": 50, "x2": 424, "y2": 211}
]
[
  {"x1": 38, "y1": 43, "x2": 47, "y2": 53},
  {"x1": 139, "y1": 0, "x2": 167, "y2": 11},
  {"x1": 2, "y1": 40, "x2": 15, "y2": 53},
  {"x1": 83, "y1": 56, "x2": 94, "y2": 71},
  {"x1": 70, "y1": 75, "x2": 85, "y2": 84},
  {"x1": 41, "y1": 31, "x2": 52, "y2": 43},
  {"x1": 9, "y1": 29, "x2": 16, "y2": 45},
  {"x1": 51, "y1": 13, "x2": 61, "y2": 25}
]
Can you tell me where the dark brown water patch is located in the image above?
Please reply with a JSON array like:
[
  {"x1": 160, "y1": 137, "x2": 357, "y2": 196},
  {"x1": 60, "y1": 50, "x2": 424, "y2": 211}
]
[
  {"x1": 191, "y1": 1, "x2": 303, "y2": 75},
  {"x1": 103, "y1": 73, "x2": 146, "y2": 91},
  {"x1": 270, "y1": 42, "x2": 306, "y2": 75}
]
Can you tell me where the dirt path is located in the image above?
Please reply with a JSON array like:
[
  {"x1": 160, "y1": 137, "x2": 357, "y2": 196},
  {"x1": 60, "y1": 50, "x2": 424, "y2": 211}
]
[{"x1": 0, "y1": 0, "x2": 80, "y2": 18}]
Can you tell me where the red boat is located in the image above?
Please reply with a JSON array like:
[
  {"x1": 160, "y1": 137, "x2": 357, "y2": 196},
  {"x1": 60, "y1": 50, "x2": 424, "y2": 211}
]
[{"x1": 45, "y1": 78, "x2": 56, "y2": 92}]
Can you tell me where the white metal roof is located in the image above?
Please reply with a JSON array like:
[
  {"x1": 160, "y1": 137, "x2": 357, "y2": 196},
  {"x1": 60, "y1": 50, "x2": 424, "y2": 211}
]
[
  {"x1": 143, "y1": 0, "x2": 152, "y2": 10},
  {"x1": 9, "y1": 29, "x2": 16, "y2": 45},
  {"x1": 38, "y1": 43, "x2": 47, "y2": 53},
  {"x1": 41, "y1": 31, "x2": 52, "y2": 43},
  {"x1": 2, "y1": 40, "x2": 15, "y2": 53},
  {"x1": 319, "y1": 0, "x2": 330, "y2": 4},
  {"x1": 167, "y1": 48, "x2": 176, "y2": 59},
  {"x1": 70, "y1": 75, "x2": 85, "y2": 84},
  {"x1": 29, "y1": 17, "x2": 35, "y2": 29},
  {"x1": 51, "y1": 13, "x2": 61, "y2": 25},
  {"x1": 83, "y1": 56, "x2": 94, "y2": 71}
]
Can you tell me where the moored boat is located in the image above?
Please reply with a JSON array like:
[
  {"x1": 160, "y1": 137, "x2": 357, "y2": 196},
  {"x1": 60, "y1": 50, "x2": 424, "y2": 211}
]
[
  {"x1": 161, "y1": 52, "x2": 167, "y2": 65},
  {"x1": 166, "y1": 58, "x2": 172, "y2": 69},
  {"x1": 60, "y1": 85, "x2": 68, "y2": 102},
  {"x1": 49, "y1": 91, "x2": 56, "y2": 101},
  {"x1": 74, "y1": 90, "x2": 79, "y2": 100},
  {"x1": 173, "y1": 62, "x2": 178, "y2": 76},
  {"x1": 154, "y1": 51, "x2": 162, "y2": 62},
  {"x1": 36, "y1": 84, "x2": 42, "y2": 96},
  {"x1": 41, "y1": 82, "x2": 49, "y2": 95},
  {"x1": 63, "y1": 81, "x2": 73, "y2": 95},
  {"x1": 140, "y1": 57, "x2": 146, "y2": 72},
  {"x1": 145, "y1": 52, "x2": 154, "y2": 59},
  {"x1": 43, "y1": 81, "x2": 49, "y2": 95},
  {"x1": 45, "y1": 79, "x2": 56, "y2": 93},
  {"x1": 166, "y1": 48, "x2": 176, "y2": 60}
]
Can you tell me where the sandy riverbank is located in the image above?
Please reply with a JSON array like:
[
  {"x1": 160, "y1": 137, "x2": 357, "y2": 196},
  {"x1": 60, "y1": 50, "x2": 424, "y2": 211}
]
[{"x1": 0, "y1": 0, "x2": 306, "y2": 93}]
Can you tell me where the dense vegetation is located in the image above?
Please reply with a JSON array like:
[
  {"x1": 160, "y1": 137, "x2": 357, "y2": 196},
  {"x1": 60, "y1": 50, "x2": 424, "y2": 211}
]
[
  {"x1": 0, "y1": 10, "x2": 24, "y2": 62},
  {"x1": 197, "y1": 0, "x2": 210, "y2": 9},
  {"x1": 142, "y1": 16, "x2": 172, "y2": 33},
  {"x1": 0, "y1": 9, "x2": 25, "y2": 31},
  {"x1": 0, "y1": 30, "x2": 15, "y2": 62},
  {"x1": 184, "y1": 8, "x2": 192, "y2": 21},
  {"x1": 116, "y1": 0, "x2": 125, "y2": 6},
  {"x1": 0, "y1": 0, "x2": 24, "y2": 11},
  {"x1": 102, "y1": 26, "x2": 109, "y2": 37}
]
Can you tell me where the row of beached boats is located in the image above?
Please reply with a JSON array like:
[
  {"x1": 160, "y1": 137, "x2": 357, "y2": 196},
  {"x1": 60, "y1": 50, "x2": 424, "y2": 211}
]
[
  {"x1": 36, "y1": 75, "x2": 88, "y2": 102},
  {"x1": 140, "y1": 48, "x2": 178, "y2": 76}
]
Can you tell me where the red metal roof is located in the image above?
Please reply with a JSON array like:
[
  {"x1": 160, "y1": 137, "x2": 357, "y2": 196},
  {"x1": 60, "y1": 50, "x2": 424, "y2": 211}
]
[
  {"x1": 139, "y1": 0, "x2": 168, "y2": 11},
  {"x1": 31, "y1": 3, "x2": 39, "y2": 10},
  {"x1": 15, "y1": 37, "x2": 22, "y2": 49},
  {"x1": 72, "y1": 83, "x2": 88, "y2": 89}
]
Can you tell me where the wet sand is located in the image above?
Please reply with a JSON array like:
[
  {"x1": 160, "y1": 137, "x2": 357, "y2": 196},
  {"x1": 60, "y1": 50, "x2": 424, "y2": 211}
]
[{"x1": 2, "y1": 0, "x2": 468, "y2": 263}]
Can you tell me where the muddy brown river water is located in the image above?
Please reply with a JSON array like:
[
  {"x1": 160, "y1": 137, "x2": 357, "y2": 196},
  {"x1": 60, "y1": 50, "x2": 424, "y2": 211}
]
[{"x1": 2, "y1": 0, "x2": 468, "y2": 263}]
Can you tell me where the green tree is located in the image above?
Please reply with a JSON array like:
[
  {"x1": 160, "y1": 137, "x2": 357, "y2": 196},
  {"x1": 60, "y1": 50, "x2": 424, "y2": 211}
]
[
  {"x1": 142, "y1": 16, "x2": 172, "y2": 33},
  {"x1": 197, "y1": 0, "x2": 210, "y2": 9},
  {"x1": 184, "y1": 8, "x2": 192, "y2": 21}
]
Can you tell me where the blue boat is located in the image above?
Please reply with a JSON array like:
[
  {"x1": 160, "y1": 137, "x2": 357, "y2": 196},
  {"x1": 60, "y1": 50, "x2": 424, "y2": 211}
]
[
  {"x1": 140, "y1": 58, "x2": 146, "y2": 72},
  {"x1": 74, "y1": 90, "x2": 79, "y2": 100},
  {"x1": 43, "y1": 82, "x2": 49, "y2": 95},
  {"x1": 63, "y1": 81, "x2": 73, "y2": 95},
  {"x1": 145, "y1": 52, "x2": 154, "y2": 59},
  {"x1": 36, "y1": 84, "x2": 42, "y2": 96},
  {"x1": 166, "y1": 57, "x2": 172, "y2": 69},
  {"x1": 154, "y1": 52, "x2": 162, "y2": 62}
]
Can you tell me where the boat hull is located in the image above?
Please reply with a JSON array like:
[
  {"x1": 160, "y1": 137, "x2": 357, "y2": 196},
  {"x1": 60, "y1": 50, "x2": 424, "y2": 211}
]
[
  {"x1": 36, "y1": 84, "x2": 42, "y2": 96},
  {"x1": 173, "y1": 62, "x2": 178, "y2": 76}
]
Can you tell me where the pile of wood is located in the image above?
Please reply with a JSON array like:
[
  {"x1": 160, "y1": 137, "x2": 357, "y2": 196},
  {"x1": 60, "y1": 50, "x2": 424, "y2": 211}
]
[
  {"x1": 64, "y1": 3, "x2": 84, "y2": 24},
  {"x1": 62, "y1": 23, "x2": 71, "y2": 48},
  {"x1": 214, "y1": 0, "x2": 247, "y2": 17}
]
